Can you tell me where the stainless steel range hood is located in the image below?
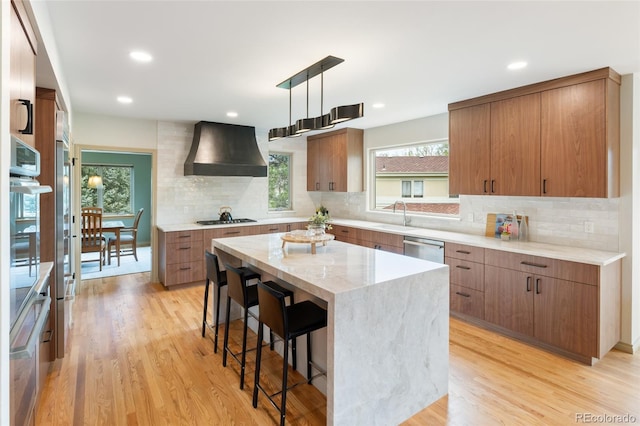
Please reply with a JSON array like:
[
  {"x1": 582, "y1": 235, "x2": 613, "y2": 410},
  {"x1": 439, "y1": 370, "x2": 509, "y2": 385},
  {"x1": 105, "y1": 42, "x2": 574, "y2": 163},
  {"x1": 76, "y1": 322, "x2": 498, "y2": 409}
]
[{"x1": 184, "y1": 121, "x2": 267, "y2": 177}]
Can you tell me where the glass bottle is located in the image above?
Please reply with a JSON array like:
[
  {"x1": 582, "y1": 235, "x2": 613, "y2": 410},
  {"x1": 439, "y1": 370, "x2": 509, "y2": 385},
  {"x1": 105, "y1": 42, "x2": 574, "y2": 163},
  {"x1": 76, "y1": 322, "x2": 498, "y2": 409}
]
[
  {"x1": 519, "y1": 212, "x2": 528, "y2": 241},
  {"x1": 511, "y1": 211, "x2": 519, "y2": 240}
]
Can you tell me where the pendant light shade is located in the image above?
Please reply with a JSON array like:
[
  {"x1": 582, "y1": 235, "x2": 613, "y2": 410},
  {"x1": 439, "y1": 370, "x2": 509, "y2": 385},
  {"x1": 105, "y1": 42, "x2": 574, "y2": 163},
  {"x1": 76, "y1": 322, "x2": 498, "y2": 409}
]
[
  {"x1": 330, "y1": 103, "x2": 364, "y2": 124},
  {"x1": 268, "y1": 56, "x2": 363, "y2": 141}
]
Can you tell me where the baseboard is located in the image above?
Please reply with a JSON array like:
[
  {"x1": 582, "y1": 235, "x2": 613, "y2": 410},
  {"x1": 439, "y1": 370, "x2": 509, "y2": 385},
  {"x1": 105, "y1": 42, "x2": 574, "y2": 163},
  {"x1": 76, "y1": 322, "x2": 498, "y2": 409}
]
[{"x1": 614, "y1": 340, "x2": 639, "y2": 354}]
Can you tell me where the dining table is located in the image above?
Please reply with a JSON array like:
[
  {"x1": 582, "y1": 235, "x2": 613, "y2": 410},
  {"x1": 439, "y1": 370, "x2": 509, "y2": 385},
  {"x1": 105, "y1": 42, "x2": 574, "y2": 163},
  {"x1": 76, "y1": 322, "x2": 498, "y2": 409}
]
[{"x1": 103, "y1": 220, "x2": 125, "y2": 266}]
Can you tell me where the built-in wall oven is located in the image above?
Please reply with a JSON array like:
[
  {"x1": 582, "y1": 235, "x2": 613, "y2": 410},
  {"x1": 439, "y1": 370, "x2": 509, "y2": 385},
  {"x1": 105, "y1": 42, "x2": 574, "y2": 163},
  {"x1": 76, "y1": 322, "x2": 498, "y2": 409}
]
[{"x1": 9, "y1": 135, "x2": 52, "y2": 425}]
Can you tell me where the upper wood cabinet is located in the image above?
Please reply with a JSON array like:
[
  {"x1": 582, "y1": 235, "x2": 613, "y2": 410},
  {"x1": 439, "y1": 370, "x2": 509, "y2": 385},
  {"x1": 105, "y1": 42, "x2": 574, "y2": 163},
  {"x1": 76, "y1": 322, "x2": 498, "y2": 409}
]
[
  {"x1": 10, "y1": 0, "x2": 37, "y2": 147},
  {"x1": 448, "y1": 67, "x2": 620, "y2": 198},
  {"x1": 307, "y1": 128, "x2": 363, "y2": 192},
  {"x1": 541, "y1": 78, "x2": 619, "y2": 197}
]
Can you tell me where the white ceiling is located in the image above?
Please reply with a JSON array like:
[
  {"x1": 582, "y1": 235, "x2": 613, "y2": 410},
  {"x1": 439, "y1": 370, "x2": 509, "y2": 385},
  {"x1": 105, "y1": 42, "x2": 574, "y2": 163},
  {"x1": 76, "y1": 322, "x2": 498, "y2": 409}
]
[{"x1": 40, "y1": 1, "x2": 640, "y2": 134}]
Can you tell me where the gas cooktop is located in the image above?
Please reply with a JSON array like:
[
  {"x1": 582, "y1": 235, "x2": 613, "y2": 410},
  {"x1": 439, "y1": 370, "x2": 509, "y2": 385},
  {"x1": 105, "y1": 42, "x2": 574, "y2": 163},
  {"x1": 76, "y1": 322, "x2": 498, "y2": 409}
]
[{"x1": 196, "y1": 218, "x2": 257, "y2": 226}]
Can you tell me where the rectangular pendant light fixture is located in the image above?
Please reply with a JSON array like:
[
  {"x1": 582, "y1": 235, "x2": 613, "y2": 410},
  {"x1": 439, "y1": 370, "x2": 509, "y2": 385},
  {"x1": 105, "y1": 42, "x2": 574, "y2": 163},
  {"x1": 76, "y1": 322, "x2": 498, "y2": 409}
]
[{"x1": 268, "y1": 56, "x2": 364, "y2": 141}]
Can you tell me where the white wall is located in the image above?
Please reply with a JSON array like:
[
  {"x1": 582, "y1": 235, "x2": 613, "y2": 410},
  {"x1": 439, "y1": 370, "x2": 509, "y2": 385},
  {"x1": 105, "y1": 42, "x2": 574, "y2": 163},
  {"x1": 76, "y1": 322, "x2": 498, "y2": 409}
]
[{"x1": 619, "y1": 73, "x2": 640, "y2": 351}]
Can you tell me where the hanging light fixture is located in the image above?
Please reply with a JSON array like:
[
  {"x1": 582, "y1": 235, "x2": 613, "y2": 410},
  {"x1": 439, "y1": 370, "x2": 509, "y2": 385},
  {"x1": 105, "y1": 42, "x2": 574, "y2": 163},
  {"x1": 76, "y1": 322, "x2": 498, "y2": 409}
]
[{"x1": 268, "y1": 56, "x2": 364, "y2": 141}]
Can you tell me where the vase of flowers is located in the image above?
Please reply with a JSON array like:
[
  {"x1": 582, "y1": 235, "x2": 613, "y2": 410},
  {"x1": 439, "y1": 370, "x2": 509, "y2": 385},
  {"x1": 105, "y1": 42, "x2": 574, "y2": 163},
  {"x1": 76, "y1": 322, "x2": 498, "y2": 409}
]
[{"x1": 307, "y1": 206, "x2": 332, "y2": 236}]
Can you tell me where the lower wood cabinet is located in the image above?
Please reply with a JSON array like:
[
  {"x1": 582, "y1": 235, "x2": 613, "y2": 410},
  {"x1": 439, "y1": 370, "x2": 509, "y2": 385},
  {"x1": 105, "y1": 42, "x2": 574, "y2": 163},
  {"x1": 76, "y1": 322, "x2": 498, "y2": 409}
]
[
  {"x1": 331, "y1": 225, "x2": 403, "y2": 254},
  {"x1": 158, "y1": 222, "x2": 307, "y2": 287},
  {"x1": 446, "y1": 243, "x2": 485, "y2": 320},
  {"x1": 482, "y1": 248, "x2": 618, "y2": 364}
]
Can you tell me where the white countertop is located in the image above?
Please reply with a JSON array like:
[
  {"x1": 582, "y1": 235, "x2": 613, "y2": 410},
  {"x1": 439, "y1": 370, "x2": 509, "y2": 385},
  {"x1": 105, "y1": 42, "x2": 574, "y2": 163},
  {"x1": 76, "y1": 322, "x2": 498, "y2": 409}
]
[
  {"x1": 211, "y1": 232, "x2": 447, "y2": 303},
  {"x1": 160, "y1": 216, "x2": 624, "y2": 266}
]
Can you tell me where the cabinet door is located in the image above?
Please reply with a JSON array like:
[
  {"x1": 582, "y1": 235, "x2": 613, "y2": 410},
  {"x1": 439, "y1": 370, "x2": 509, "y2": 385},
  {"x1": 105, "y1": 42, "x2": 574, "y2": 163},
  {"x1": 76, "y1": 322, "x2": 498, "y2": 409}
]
[
  {"x1": 307, "y1": 138, "x2": 321, "y2": 191},
  {"x1": 448, "y1": 104, "x2": 491, "y2": 195},
  {"x1": 490, "y1": 93, "x2": 541, "y2": 196},
  {"x1": 484, "y1": 265, "x2": 534, "y2": 336},
  {"x1": 10, "y1": 3, "x2": 36, "y2": 146},
  {"x1": 541, "y1": 80, "x2": 606, "y2": 197},
  {"x1": 533, "y1": 277, "x2": 598, "y2": 357}
]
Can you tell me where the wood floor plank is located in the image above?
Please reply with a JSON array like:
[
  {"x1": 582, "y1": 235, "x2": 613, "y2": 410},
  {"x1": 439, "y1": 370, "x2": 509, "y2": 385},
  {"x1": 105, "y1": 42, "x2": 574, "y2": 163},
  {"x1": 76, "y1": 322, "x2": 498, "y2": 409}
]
[{"x1": 36, "y1": 272, "x2": 639, "y2": 425}]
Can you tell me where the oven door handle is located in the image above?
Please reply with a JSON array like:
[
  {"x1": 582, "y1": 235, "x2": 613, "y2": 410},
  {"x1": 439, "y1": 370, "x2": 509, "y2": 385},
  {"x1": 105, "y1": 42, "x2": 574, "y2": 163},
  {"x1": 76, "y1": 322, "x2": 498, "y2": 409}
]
[{"x1": 9, "y1": 295, "x2": 51, "y2": 360}]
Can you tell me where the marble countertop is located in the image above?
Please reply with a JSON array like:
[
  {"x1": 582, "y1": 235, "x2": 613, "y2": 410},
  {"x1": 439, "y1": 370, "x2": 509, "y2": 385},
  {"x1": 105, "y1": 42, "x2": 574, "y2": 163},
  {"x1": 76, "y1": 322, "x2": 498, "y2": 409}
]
[
  {"x1": 160, "y1": 216, "x2": 624, "y2": 267},
  {"x1": 211, "y1": 232, "x2": 447, "y2": 303}
]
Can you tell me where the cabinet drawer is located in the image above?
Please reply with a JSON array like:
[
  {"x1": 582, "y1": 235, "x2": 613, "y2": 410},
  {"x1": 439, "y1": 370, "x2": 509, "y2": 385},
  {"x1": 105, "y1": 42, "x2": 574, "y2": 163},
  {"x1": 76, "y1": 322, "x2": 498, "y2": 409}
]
[
  {"x1": 165, "y1": 242, "x2": 204, "y2": 265},
  {"x1": 445, "y1": 242, "x2": 484, "y2": 263},
  {"x1": 446, "y1": 257, "x2": 484, "y2": 291},
  {"x1": 450, "y1": 284, "x2": 484, "y2": 319},
  {"x1": 165, "y1": 260, "x2": 205, "y2": 286},
  {"x1": 165, "y1": 230, "x2": 203, "y2": 245},
  {"x1": 485, "y1": 249, "x2": 598, "y2": 285}
]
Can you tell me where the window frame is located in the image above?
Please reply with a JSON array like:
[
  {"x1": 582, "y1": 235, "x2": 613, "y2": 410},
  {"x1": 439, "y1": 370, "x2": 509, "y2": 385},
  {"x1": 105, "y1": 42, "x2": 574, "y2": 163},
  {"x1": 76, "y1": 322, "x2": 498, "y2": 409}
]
[
  {"x1": 81, "y1": 163, "x2": 134, "y2": 216},
  {"x1": 268, "y1": 151, "x2": 293, "y2": 212},
  {"x1": 368, "y1": 138, "x2": 459, "y2": 218}
]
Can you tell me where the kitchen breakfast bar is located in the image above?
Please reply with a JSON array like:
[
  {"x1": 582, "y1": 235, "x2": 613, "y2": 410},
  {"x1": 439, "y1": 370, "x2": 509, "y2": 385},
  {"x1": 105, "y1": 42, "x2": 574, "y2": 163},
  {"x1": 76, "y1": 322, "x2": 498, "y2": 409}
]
[{"x1": 211, "y1": 233, "x2": 449, "y2": 425}]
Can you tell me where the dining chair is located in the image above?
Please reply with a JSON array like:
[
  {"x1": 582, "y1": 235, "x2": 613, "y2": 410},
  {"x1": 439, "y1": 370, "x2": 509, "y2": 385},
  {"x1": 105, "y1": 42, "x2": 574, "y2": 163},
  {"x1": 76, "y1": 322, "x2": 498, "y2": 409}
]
[
  {"x1": 108, "y1": 208, "x2": 143, "y2": 265},
  {"x1": 81, "y1": 209, "x2": 106, "y2": 271}
]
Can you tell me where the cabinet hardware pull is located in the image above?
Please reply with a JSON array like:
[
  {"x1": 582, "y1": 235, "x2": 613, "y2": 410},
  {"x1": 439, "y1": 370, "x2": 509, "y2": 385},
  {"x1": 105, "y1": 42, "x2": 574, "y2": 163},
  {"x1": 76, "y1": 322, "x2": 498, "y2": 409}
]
[
  {"x1": 456, "y1": 265, "x2": 471, "y2": 270},
  {"x1": 526, "y1": 276, "x2": 532, "y2": 292},
  {"x1": 225, "y1": 231, "x2": 241, "y2": 235},
  {"x1": 491, "y1": 180, "x2": 495, "y2": 193},
  {"x1": 179, "y1": 246, "x2": 191, "y2": 250},
  {"x1": 18, "y1": 99, "x2": 33, "y2": 135},
  {"x1": 520, "y1": 261, "x2": 547, "y2": 268},
  {"x1": 456, "y1": 250, "x2": 471, "y2": 254},
  {"x1": 269, "y1": 228, "x2": 278, "y2": 231},
  {"x1": 178, "y1": 235, "x2": 191, "y2": 239},
  {"x1": 341, "y1": 230, "x2": 349, "y2": 233},
  {"x1": 536, "y1": 278, "x2": 541, "y2": 294},
  {"x1": 315, "y1": 182, "x2": 319, "y2": 190},
  {"x1": 455, "y1": 291, "x2": 471, "y2": 298},
  {"x1": 543, "y1": 179, "x2": 547, "y2": 194},
  {"x1": 483, "y1": 180, "x2": 488, "y2": 193},
  {"x1": 42, "y1": 329, "x2": 54, "y2": 343},
  {"x1": 179, "y1": 267, "x2": 192, "y2": 271}
]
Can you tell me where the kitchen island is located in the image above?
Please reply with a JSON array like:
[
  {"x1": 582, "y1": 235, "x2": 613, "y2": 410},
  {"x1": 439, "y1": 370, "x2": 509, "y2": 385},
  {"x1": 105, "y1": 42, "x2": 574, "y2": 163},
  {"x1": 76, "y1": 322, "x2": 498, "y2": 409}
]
[{"x1": 212, "y1": 233, "x2": 449, "y2": 426}]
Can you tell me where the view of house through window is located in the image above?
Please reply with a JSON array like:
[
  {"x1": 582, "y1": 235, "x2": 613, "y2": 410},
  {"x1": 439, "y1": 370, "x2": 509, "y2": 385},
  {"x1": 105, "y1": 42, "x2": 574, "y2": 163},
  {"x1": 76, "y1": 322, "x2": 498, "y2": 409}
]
[
  {"x1": 373, "y1": 141, "x2": 459, "y2": 216},
  {"x1": 268, "y1": 153, "x2": 291, "y2": 211},
  {"x1": 81, "y1": 164, "x2": 134, "y2": 215}
]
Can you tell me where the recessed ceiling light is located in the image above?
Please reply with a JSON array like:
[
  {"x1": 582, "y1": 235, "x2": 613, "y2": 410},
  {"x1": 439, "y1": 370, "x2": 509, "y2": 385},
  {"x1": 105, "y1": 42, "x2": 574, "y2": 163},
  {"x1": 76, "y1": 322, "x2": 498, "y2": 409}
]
[
  {"x1": 117, "y1": 96, "x2": 133, "y2": 104},
  {"x1": 372, "y1": 103, "x2": 385, "y2": 109},
  {"x1": 130, "y1": 51, "x2": 152, "y2": 62},
  {"x1": 507, "y1": 61, "x2": 527, "y2": 70},
  {"x1": 226, "y1": 111, "x2": 238, "y2": 118}
]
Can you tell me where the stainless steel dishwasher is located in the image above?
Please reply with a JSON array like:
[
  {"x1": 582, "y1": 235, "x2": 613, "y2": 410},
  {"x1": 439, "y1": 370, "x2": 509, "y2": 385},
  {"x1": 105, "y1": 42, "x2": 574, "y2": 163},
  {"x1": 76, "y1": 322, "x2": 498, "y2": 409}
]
[{"x1": 403, "y1": 236, "x2": 445, "y2": 263}]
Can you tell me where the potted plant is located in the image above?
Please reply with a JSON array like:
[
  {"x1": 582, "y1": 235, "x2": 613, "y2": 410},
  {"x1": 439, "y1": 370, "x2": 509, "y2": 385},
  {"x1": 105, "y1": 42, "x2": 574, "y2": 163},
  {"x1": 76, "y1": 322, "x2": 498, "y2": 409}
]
[{"x1": 308, "y1": 206, "x2": 332, "y2": 234}]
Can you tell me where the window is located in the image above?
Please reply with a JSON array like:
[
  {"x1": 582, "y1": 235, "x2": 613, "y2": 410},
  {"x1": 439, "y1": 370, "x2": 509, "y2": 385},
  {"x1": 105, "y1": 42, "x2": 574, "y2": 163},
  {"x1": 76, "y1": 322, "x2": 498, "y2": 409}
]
[
  {"x1": 373, "y1": 140, "x2": 459, "y2": 216},
  {"x1": 413, "y1": 181, "x2": 424, "y2": 198},
  {"x1": 268, "y1": 153, "x2": 291, "y2": 211},
  {"x1": 81, "y1": 164, "x2": 134, "y2": 215},
  {"x1": 401, "y1": 181, "x2": 411, "y2": 197}
]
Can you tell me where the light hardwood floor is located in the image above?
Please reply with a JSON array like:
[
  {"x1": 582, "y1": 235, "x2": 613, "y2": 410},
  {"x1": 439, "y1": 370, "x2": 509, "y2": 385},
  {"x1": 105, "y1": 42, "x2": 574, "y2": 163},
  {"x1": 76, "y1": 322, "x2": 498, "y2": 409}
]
[{"x1": 37, "y1": 273, "x2": 640, "y2": 425}]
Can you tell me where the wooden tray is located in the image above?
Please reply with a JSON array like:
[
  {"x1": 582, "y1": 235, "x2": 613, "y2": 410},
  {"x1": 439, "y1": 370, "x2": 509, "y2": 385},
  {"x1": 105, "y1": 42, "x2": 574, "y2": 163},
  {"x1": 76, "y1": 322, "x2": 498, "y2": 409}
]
[{"x1": 281, "y1": 232, "x2": 335, "y2": 254}]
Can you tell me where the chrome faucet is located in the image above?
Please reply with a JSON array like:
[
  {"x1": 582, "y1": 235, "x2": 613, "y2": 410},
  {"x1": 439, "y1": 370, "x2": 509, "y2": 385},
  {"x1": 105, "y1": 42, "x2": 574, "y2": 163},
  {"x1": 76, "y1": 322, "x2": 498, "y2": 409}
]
[{"x1": 392, "y1": 200, "x2": 410, "y2": 226}]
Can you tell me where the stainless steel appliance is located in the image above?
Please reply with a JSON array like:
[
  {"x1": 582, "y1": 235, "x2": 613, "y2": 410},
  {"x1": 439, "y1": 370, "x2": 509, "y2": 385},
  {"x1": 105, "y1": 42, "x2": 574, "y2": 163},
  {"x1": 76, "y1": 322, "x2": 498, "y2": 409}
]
[
  {"x1": 54, "y1": 111, "x2": 73, "y2": 358},
  {"x1": 9, "y1": 135, "x2": 52, "y2": 426},
  {"x1": 403, "y1": 236, "x2": 445, "y2": 264},
  {"x1": 196, "y1": 218, "x2": 257, "y2": 226}
]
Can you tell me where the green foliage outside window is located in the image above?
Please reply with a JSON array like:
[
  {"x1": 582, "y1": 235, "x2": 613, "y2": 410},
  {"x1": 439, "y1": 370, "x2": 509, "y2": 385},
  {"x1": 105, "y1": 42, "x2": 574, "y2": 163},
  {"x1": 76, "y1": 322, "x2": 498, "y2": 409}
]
[
  {"x1": 268, "y1": 153, "x2": 291, "y2": 210},
  {"x1": 81, "y1": 165, "x2": 133, "y2": 215}
]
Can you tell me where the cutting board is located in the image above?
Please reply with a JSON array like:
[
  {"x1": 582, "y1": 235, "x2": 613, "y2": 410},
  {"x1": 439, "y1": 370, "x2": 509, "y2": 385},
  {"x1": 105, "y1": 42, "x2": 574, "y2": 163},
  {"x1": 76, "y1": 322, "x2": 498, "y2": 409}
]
[{"x1": 485, "y1": 213, "x2": 528, "y2": 238}]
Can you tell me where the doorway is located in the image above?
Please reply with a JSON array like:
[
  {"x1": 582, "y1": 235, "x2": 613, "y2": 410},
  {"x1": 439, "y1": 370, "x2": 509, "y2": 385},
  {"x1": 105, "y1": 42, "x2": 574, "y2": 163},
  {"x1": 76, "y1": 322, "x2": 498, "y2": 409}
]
[{"x1": 73, "y1": 147, "x2": 154, "y2": 281}]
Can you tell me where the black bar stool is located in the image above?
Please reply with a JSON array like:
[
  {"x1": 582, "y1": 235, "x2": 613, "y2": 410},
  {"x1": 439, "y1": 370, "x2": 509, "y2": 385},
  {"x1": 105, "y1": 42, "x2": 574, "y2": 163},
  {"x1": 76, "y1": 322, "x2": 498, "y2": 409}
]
[
  {"x1": 252, "y1": 281, "x2": 327, "y2": 426},
  {"x1": 223, "y1": 263, "x2": 293, "y2": 390},
  {"x1": 202, "y1": 251, "x2": 260, "y2": 353}
]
